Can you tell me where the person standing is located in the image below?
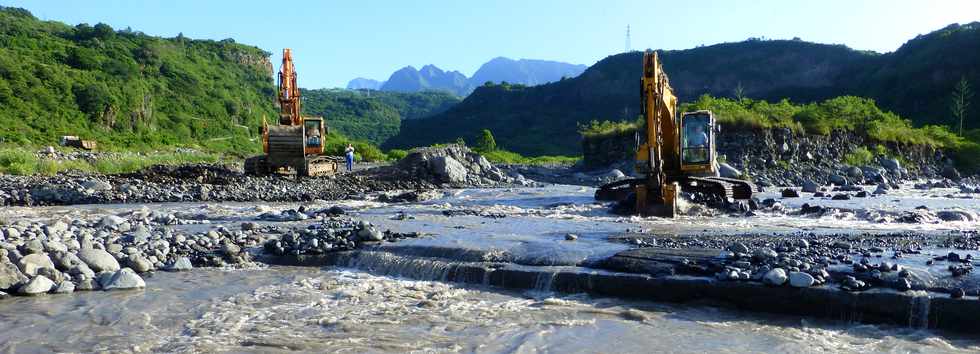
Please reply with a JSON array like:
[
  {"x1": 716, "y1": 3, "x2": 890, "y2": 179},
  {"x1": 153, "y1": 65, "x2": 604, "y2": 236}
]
[{"x1": 344, "y1": 144, "x2": 355, "y2": 172}]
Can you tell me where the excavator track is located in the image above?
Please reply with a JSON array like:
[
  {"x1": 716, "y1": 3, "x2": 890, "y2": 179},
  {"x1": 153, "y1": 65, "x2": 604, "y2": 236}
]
[
  {"x1": 702, "y1": 177, "x2": 759, "y2": 200},
  {"x1": 683, "y1": 177, "x2": 735, "y2": 204}
]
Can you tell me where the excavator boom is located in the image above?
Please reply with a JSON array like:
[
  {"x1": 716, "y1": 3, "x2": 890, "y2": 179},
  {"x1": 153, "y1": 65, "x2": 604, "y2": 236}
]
[{"x1": 278, "y1": 48, "x2": 302, "y2": 126}]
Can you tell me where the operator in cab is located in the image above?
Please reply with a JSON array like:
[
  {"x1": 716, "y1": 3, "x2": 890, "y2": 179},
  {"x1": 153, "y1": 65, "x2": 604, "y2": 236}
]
[{"x1": 683, "y1": 119, "x2": 711, "y2": 164}]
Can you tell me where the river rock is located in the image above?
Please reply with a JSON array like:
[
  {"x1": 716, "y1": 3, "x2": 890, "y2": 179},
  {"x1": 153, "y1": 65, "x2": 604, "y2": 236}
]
[
  {"x1": 788, "y1": 272, "x2": 815, "y2": 288},
  {"x1": 165, "y1": 257, "x2": 193, "y2": 271},
  {"x1": 358, "y1": 226, "x2": 383, "y2": 242},
  {"x1": 753, "y1": 248, "x2": 778, "y2": 261},
  {"x1": 941, "y1": 165, "x2": 961, "y2": 180},
  {"x1": 829, "y1": 174, "x2": 848, "y2": 186},
  {"x1": 81, "y1": 179, "x2": 113, "y2": 191},
  {"x1": 20, "y1": 239, "x2": 44, "y2": 255},
  {"x1": 763, "y1": 268, "x2": 788, "y2": 286},
  {"x1": 43, "y1": 240, "x2": 68, "y2": 253},
  {"x1": 17, "y1": 253, "x2": 56, "y2": 277},
  {"x1": 0, "y1": 261, "x2": 28, "y2": 290},
  {"x1": 802, "y1": 180, "x2": 819, "y2": 193},
  {"x1": 18, "y1": 275, "x2": 54, "y2": 295},
  {"x1": 53, "y1": 280, "x2": 75, "y2": 294},
  {"x1": 781, "y1": 189, "x2": 800, "y2": 198},
  {"x1": 937, "y1": 210, "x2": 974, "y2": 222},
  {"x1": 727, "y1": 242, "x2": 750, "y2": 254},
  {"x1": 126, "y1": 256, "x2": 153, "y2": 273},
  {"x1": 565, "y1": 233, "x2": 578, "y2": 241},
  {"x1": 881, "y1": 158, "x2": 901, "y2": 172},
  {"x1": 78, "y1": 248, "x2": 121, "y2": 272},
  {"x1": 102, "y1": 268, "x2": 145, "y2": 291},
  {"x1": 719, "y1": 163, "x2": 741, "y2": 179}
]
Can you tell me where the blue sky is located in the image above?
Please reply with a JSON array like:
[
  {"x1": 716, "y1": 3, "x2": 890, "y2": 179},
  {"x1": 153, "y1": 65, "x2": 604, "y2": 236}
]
[{"x1": 6, "y1": 0, "x2": 979, "y2": 88}]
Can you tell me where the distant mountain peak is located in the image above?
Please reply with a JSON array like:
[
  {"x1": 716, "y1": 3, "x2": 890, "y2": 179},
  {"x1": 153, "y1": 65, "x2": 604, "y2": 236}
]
[{"x1": 357, "y1": 57, "x2": 587, "y2": 96}]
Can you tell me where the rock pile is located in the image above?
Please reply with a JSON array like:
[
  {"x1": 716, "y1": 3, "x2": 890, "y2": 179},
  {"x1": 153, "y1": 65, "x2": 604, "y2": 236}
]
[
  {"x1": 0, "y1": 209, "x2": 270, "y2": 297},
  {"x1": 0, "y1": 145, "x2": 530, "y2": 207}
]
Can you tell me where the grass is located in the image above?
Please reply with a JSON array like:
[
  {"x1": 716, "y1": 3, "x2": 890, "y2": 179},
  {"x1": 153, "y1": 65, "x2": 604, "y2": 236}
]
[
  {"x1": 480, "y1": 149, "x2": 580, "y2": 165},
  {"x1": 0, "y1": 146, "x2": 223, "y2": 176},
  {"x1": 578, "y1": 119, "x2": 641, "y2": 139}
]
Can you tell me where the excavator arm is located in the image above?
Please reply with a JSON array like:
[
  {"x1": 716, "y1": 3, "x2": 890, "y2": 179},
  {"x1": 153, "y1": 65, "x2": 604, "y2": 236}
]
[{"x1": 278, "y1": 48, "x2": 302, "y2": 126}]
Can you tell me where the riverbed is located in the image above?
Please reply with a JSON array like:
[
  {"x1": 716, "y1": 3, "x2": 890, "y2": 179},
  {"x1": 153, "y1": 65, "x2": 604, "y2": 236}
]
[{"x1": 1, "y1": 184, "x2": 979, "y2": 352}]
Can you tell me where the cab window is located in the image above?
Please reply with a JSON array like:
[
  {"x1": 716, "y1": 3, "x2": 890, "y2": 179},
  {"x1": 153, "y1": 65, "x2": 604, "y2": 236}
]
[
  {"x1": 305, "y1": 121, "x2": 321, "y2": 147},
  {"x1": 682, "y1": 114, "x2": 711, "y2": 164}
]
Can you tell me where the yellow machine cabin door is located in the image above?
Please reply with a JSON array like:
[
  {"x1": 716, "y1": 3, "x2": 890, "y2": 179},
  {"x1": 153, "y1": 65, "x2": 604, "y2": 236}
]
[{"x1": 679, "y1": 111, "x2": 716, "y2": 174}]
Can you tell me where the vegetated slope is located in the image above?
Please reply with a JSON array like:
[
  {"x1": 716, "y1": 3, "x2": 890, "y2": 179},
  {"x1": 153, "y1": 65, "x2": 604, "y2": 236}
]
[
  {"x1": 844, "y1": 23, "x2": 980, "y2": 127},
  {"x1": 301, "y1": 88, "x2": 460, "y2": 144},
  {"x1": 0, "y1": 6, "x2": 277, "y2": 153},
  {"x1": 387, "y1": 23, "x2": 980, "y2": 156}
]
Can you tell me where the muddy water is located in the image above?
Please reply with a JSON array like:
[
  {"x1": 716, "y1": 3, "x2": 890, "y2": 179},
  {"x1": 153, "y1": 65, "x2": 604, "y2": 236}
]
[
  {"x1": 2, "y1": 184, "x2": 980, "y2": 352},
  {"x1": 2, "y1": 267, "x2": 978, "y2": 353}
]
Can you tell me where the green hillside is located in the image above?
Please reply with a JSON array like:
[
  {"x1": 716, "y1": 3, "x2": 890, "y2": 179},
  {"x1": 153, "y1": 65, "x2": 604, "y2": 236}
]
[
  {"x1": 0, "y1": 6, "x2": 276, "y2": 153},
  {"x1": 301, "y1": 89, "x2": 459, "y2": 144},
  {"x1": 385, "y1": 23, "x2": 980, "y2": 156}
]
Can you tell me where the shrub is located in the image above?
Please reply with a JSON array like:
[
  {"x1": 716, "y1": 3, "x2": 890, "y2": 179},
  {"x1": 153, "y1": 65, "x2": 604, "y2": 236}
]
[{"x1": 843, "y1": 147, "x2": 874, "y2": 166}]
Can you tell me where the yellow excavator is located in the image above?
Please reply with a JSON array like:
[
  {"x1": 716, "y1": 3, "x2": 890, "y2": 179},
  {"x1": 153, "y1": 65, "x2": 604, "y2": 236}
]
[
  {"x1": 595, "y1": 50, "x2": 757, "y2": 216},
  {"x1": 244, "y1": 49, "x2": 340, "y2": 177}
]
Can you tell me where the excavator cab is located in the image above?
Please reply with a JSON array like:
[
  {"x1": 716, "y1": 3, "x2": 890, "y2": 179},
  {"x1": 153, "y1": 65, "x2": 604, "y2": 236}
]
[
  {"x1": 680, "y1": 110, "x2": 717, "y2": 175},
  {"x1": 303, "y1": 118, "x2": 324, "y2": 155}
]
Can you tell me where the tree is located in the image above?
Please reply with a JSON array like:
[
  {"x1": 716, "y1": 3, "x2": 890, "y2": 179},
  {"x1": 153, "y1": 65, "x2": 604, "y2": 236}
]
[
  {"x1": 733, "y1": 82, "x2": 746, "y2": 101},
  {"x1": 951, "y1": 76, "x2": 973, "y2": 135},
  {"x1": 475, "y1": 129, "x2": 496, "y2": 152}
]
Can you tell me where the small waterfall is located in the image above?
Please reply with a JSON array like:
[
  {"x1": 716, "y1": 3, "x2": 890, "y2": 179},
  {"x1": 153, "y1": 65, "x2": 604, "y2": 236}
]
[
  {"x1": 346, "y1": 251, "x2": 452, "y2": 282},
  {"x1": 532, "y1": 271, "x2": 557, "y2": 293},
  {"x1": 908, "y1": 291, "x2": 931, "y2": 329}
]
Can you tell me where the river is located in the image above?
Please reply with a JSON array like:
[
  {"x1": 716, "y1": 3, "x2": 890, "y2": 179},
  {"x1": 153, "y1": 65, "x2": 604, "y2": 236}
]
[{"x1": 1, "y1": 184, "x2": 979, "y2": 353}]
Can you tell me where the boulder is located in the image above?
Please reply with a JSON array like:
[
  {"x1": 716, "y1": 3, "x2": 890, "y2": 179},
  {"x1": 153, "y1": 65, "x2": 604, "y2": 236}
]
[
  {"x1": 781, "y1": 189, "x2": 800, "y2": 198},
  {"x1": 357, "y1": 225, "x2": 384, "y2": 242},
  {"x1": 165, "y1": 257, "x2": 193, "y2": 272},
  {"x1": 18, "y1": 275, "x2": 55, "y2": 295},
  {"x1": 78, "y1": 248, "x2": 121, "y2": 272},
  {"x1": 719, "y1": 163, "x2": 741, "y2": 179},
  {"x1": 802, "y1": 180, "x2": 819, "y2": 193},
  {"x1": 845, "y1": 166, "x2": 863, "y2": 179},
  {"x1": 81, "y1": 179, "x2": 112, "y2": 191},
  {"x1": 0, "y1": 261, "x2": 28, "y2": 290},
  {"x1": 829, "y1": 174, "x2": 848, "y2": 186},
  {"x1": 763, "y1": 268, "x2": 788, "y2": 286},
  {"x1": 880, "y1": 158, "x2": 901, "y2": 172},
  {"x1": 788, "y1": 272, "x2": 815, "y2": 288},
  {"x1": 430, "y1": 156, "x2": 468, "y2": 184},
  {"x1": 126, "y1": 256, "x2": 154, "y2": 273},
  {"x1": 53, "y1": 281, "x2": 75, "y2": 294},
  {"x1": 753, "y1": 248, "x2": 779, "y2": 261},
  {"x1": 601, "y1": 169, "x2": 627, "y2": 180},
  {"x1": 941, "y1": 165, "x2": 961, "y2": 180},
  {"x1": 937, "y1": 210, "x2": 975, "y2": 222},
  {"x1": 17, "y1": 253, "x2": 56, "y2": 277},
  {"x1": 102, "y1": 268, "x2": 145, "y2": 291}
]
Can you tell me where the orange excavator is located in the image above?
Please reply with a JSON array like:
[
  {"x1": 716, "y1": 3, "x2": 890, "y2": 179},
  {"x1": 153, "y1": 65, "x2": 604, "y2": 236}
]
[
  {"x1": 244, "y1": 49, "x2": 340, "y2": 177},
  {"x1": 595, "y1": 50, "x2": 758, "y2": 216}
]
